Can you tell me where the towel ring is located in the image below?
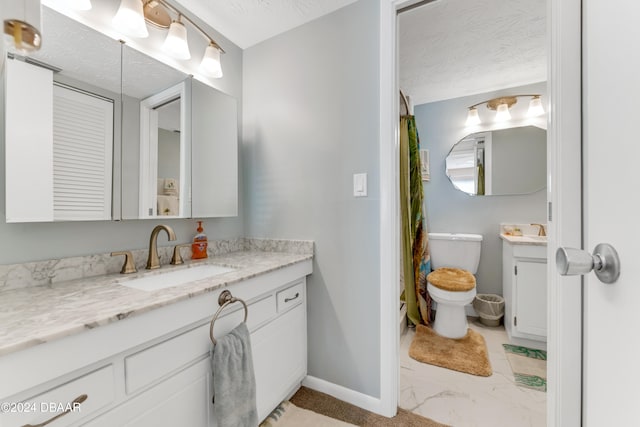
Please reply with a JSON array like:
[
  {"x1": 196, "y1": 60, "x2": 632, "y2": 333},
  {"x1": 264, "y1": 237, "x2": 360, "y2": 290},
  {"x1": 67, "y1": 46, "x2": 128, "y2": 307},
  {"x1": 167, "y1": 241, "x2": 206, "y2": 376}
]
[{"x1": 209, "y1": 290, "x2": 248, "y2": 345}]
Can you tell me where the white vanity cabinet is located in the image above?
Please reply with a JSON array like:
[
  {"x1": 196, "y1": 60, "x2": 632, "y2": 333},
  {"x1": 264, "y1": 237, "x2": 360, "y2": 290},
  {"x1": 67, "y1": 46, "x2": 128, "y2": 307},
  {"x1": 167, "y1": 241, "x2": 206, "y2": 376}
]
[
  {"x1": 0, "y1": 261, "x2": 311, "y2": 427},
  {"x1": 502, "y1": 241, "x2": 547, "y2": 347}
]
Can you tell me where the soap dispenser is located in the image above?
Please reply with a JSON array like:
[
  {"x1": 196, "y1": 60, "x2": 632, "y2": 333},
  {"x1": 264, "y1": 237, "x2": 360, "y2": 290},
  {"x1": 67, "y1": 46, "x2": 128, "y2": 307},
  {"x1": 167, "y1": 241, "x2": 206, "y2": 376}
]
[{"x1": 192, "y1": 221, "x2": 208, "y2": 259}]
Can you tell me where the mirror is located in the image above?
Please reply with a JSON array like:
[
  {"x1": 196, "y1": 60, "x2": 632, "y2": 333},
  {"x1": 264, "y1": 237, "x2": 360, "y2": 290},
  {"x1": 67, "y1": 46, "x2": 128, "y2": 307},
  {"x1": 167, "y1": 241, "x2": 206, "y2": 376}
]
[
  {"x1": 4, "y1": 6, "x2": 238, "y2": 222},
  {"x1": 121, "y1": 45, "x2": 238, "y2": 219},
  {"x1": 120, "y1": 45, "x2": 191, "y2": 220},
  {"x1": 446, "y1": 125, "x2": 546, "y2": 196},
  {"x1": 4, "y1": 6, "x2": 120, "y2": 222}
]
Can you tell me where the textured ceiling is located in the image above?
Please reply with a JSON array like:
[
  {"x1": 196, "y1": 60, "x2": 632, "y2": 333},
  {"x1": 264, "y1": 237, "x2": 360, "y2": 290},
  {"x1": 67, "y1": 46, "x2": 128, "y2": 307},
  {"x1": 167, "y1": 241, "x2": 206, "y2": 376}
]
[
  {"x1": 37, "y1": 0, "x2": 544, "y2": 107},
  {"x1": 399, "y1": 0, "x2": 547, "y2": 105},
  {"x1": 32, "y1": 6, "x2": 122, "y2": 95},
  {"x1": 174, "y1": 0, "x2": 358, "y2": 49}
]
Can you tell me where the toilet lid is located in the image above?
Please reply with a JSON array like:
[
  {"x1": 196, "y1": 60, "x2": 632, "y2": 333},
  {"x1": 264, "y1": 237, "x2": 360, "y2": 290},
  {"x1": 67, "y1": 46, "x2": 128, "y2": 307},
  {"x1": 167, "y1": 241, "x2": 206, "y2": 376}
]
[{"x1": 427, "y1": 268, "x2": 476, "y2": 292}]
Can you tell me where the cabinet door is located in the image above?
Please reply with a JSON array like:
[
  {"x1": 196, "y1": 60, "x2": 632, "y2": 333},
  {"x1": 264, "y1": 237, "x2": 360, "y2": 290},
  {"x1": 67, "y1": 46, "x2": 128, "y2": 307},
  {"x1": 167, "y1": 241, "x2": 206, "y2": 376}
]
[
  {"x1": 253, "y1": 303, "x2": 307, "y2": 421},
  {"x1": 515, "y1": 260, "x2": 547, "y2": 337},
  {"x1": 85, "y1": 359, "x2": 209, "y2": 427}
]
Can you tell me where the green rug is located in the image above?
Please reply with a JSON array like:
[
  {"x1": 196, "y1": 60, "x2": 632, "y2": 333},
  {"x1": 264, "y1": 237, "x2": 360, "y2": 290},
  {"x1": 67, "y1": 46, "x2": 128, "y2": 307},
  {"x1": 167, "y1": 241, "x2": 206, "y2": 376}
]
[{"x1": 502, "y1": 344, "x2": 547, "y2": 392}]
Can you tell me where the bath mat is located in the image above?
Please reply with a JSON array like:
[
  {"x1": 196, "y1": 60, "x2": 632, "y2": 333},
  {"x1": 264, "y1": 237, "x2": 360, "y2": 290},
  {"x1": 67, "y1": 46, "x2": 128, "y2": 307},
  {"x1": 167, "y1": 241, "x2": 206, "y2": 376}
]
[
  {"x1": 409, "y1": 324, "x2": 492, "y2": 376},
  {"x1": 503, "y1": 344, "x2": 547, "y2": 392},
  {"x1": 290, "y1": 386, "x2": 449, "y2": 427},
  {"x1": 260, "y1": 401, "x2": 355, "y2": 427}
]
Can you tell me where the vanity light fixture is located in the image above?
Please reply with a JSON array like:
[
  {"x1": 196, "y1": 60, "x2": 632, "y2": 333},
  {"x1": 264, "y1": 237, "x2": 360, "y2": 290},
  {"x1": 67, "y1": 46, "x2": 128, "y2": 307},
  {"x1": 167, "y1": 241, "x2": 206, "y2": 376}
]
[
  {"x1": 3, "y1": 0, "x2": 42, "y2": 54},
  {"x1": 113, "y1": 0, "x2": 149, "y2": 38},
  {"x1": 163, "y1": 15, "x2": 190, "y2": 60},
  {"x1": 199, "y1": 42, "x2": 224, "y2": 78},
  {"x1": 527, "y1": 95, "x2": 545, "y2": 117},
  {"x1": 495, "y1": 102, "x2": 511, "y2": 121},
  {"x1": 112, "y1": 0, "x2": 225, "y2": 78},
  {"x1": 465, "y1": 95, "x2": 545, "y2": 126},
  {"x1": 465, "y1": 107, "x2": 481, "y2": 126}
]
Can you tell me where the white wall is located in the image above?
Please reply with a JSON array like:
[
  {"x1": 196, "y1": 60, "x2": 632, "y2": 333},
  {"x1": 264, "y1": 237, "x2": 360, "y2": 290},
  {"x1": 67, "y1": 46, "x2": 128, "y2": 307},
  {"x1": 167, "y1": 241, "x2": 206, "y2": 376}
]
[
  {"x1": 0, "y1": 16, "x2": 244, "y2": 264},
  {"x1": 414, "y1": 82, "x2": 547, "y2": 295},
  {"x1": 243, "y1": 0, "x2": 381, "y2": 397}
]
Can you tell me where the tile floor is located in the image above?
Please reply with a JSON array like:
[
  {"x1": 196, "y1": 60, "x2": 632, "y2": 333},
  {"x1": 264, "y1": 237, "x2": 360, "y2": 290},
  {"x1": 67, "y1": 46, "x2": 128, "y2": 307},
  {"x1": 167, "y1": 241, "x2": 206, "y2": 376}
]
[{"x1": 399, "y1": 319, "x2": 546, "y2": 427}]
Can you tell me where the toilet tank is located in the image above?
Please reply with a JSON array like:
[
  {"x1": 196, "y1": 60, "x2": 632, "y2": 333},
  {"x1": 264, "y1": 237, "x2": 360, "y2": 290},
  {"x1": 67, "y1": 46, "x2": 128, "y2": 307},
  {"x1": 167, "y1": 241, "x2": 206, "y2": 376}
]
[{"x1": 428, "y1": 233, "x2": 483, "y2": 274}]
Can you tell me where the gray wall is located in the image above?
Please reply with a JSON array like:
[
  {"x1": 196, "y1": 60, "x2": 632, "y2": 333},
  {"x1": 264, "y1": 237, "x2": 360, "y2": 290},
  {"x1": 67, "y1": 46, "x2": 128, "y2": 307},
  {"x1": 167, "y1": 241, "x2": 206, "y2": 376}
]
[
  {"x1": 0, "y1": 24, "x2": 244, "y2": 264},
  {"x1": 415, "y1": 82, "x2": 547, "y2": 296},
  {"x1": 243, "y1": 0, "x2": 381, "y2": 397}
]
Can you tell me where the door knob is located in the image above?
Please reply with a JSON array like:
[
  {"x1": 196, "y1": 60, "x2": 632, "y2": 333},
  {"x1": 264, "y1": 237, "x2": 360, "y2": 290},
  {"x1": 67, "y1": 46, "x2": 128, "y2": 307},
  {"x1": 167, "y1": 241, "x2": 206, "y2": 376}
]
[{"x1": 555, "y1": 243, "x2": 620, "y2": 284}]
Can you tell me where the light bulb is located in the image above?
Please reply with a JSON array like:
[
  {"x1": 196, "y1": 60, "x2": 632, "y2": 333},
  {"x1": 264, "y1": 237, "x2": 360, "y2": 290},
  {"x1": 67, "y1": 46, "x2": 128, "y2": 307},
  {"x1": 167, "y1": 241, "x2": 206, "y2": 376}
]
[
  {"x1": 465, "y1": 107, "x2": 481, "y2": 126},
  {"x1": 163, "y1": 20, "x2": 190, "y2": 60},
  {"x1": 528, "y1": 96, "x2": 545, "y2": 117},
  {"x1": 495, "y1": 103, "x2": 511, "y2": 121},
  {"x1": 112, "y1": 0, "x2": 148, "y2": 38},
  {"x1": 199, "y1": 43, "x2": 223, "y2": 78}
]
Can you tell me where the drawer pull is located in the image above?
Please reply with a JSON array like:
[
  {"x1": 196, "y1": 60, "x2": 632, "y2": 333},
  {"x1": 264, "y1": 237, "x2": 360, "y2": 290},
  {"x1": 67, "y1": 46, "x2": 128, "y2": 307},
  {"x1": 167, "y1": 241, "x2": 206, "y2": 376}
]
[
  {"x1": 22, "y1": 394, "x2": 88, "y2": 427},
  {"x1": 284, "y1": 292, "x2": 300, "y2": 303}
]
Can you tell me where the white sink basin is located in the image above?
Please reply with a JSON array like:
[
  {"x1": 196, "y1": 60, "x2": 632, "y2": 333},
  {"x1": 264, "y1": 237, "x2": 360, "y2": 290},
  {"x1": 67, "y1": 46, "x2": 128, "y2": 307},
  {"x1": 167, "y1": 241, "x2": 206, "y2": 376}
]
[{"x1": 119, "y1": 264, "x2": 235, "y2": 292}]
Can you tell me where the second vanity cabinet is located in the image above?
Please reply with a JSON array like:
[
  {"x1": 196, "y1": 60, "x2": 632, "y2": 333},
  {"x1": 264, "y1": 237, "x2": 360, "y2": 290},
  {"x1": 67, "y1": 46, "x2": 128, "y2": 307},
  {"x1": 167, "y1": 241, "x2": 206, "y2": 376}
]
[
  {"x1": 0, "y1": 261, "x2": 311, "y2": 427},
  {"x1": 502, "y1": 240, "x2": 547, "y2": 346}
]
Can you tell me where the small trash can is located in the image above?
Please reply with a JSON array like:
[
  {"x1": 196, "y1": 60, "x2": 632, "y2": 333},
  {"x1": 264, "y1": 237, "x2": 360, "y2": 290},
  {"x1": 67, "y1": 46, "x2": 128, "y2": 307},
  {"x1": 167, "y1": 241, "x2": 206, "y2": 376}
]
[{"x1": 473, "y1": 294, "x2": 505, "y2": 327}]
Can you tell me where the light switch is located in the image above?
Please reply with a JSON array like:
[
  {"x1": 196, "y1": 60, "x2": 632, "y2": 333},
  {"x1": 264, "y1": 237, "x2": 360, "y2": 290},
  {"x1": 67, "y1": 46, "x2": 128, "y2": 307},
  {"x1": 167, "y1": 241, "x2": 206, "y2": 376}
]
[{"x1": 353, "y1": 173, "x2": 367, "y2": 197}]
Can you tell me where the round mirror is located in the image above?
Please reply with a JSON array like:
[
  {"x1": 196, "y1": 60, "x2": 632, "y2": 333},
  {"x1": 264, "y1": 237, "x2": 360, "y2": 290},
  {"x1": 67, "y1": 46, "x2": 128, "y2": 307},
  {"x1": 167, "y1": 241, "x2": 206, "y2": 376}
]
[{"x1": 446, "y1": 125, "x2": 546, "y2": 196}]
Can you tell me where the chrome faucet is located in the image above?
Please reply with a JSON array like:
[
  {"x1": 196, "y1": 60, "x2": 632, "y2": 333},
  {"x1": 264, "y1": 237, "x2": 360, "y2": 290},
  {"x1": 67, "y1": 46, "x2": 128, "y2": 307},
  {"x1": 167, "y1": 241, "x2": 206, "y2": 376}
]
[
  {"x1": 531, "y1": 223, "x2": 546, "y2": 237},
  {"x1": 146, "y1": 225, "x2": 177, "y2": 270}
]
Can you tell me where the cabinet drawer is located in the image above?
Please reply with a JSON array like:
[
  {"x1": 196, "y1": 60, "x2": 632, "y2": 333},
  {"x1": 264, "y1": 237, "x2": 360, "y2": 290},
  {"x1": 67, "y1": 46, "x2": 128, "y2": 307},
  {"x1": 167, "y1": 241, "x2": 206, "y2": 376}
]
[
  {"x1": 276, "y1": 281, "x2": 305, "y2": 313},
  {"x1": 125, "y1": 294, "x2": 276, "y2": 394},
  {"x1": 512, "y1": 244, "x2": 547, "y2": 259},
  {"x1": 1, "y1": 365, "x2": 115, "y2": 427}
]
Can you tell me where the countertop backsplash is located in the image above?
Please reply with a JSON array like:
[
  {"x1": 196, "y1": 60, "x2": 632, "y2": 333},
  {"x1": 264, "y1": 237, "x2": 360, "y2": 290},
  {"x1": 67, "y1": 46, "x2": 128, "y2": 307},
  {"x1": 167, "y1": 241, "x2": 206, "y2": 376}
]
[{"x1": 0, "y1": 238, "x2": 313, "y2": 292}]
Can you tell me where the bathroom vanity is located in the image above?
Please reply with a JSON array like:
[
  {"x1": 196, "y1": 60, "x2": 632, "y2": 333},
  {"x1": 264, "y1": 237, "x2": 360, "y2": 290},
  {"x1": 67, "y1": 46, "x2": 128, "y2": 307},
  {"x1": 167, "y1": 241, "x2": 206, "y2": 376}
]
[
  {"x1": 501, "y1": 231, "x2": 548, "y2": 349},
  {"x1": 0, "y1": 248, "x2": 312, "y2": 427}
]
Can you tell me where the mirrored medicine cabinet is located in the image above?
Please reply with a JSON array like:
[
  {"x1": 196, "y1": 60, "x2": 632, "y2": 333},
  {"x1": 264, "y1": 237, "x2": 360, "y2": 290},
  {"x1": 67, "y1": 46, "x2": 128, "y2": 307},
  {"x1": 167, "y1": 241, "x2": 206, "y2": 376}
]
[{"x1": 3, "y1": 5, "x2": 238, "y2": 223}]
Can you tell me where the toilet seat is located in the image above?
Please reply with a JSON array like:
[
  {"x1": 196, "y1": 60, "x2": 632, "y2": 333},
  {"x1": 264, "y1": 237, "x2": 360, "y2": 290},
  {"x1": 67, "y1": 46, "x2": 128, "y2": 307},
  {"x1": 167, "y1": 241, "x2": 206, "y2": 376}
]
[
  {"x1": 427, "y1": 267, "x2": 476, "y2": 292},
  {"x1": 427, "y1": 267, "x2": 477, "y2": 339}
]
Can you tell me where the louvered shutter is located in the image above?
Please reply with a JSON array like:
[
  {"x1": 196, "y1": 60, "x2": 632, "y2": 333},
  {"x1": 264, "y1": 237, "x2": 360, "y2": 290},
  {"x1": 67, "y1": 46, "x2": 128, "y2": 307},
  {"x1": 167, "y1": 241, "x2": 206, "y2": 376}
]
[{"x1": 52, "y1": 84, "x2": 113, "y2": 221}]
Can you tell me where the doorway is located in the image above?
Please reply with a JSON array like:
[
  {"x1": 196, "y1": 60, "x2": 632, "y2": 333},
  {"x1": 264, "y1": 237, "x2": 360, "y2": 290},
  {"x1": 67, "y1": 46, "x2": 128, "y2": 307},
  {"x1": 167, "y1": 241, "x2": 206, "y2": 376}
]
[
  {"x1": 380, "y1": 0, "x2": 582, "y2": 425},
  {"x1": 398, "y1": 0, "x2": 548, "y2": 425}
]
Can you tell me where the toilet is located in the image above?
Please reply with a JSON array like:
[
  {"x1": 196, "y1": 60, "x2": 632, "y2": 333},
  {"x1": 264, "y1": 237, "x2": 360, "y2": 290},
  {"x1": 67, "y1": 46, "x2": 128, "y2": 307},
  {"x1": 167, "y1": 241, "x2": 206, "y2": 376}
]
[{"x1": 427, "y1": 233, "x2": 483, "y2": 339}]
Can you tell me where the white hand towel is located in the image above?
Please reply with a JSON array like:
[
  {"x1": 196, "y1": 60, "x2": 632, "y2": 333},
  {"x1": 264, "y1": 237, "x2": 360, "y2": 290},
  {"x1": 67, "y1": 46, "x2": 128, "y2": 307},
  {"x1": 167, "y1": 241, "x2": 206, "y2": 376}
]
[{"x1": 212, "y1": 322, "x2": 258, "y2": 427}]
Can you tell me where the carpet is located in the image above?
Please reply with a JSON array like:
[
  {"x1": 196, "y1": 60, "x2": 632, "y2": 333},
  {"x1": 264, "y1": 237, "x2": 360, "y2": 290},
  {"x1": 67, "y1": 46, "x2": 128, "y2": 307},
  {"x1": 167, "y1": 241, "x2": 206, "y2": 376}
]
[
  {"x1": 409, "y1": 324, "x2": 492, "y2": 376},
  {"x1": 260, "y1": 401, "x2": 356, "y2": 427},
  {"x1": 290, "y1": 386, "x2": 448, "y2": 427},
  {"x1": 503, "y1": 344, "x2": 547, "y2": 392}
]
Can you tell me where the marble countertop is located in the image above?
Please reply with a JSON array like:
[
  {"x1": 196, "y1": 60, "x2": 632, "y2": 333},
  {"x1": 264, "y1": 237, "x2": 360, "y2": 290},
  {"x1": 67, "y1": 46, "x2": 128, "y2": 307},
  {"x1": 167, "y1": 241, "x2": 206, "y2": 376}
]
[
  {"x1": 0, "y1": 250, "x2": 312, "y2": 357},
  {"x1": 500, "y1": 234, "x2": 548, "y2": 246}
]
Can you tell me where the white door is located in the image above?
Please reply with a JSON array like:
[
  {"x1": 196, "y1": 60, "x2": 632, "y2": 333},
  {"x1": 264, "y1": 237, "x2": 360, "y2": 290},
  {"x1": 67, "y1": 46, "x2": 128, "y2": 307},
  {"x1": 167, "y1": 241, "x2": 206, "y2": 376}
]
[{"x1": 581, "y1": 1, "x2": 640, "y2": 424}]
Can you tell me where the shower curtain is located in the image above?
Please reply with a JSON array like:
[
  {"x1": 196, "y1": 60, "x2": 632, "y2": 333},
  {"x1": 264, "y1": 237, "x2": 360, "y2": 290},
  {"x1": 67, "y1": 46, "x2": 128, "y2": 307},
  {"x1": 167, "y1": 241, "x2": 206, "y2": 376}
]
[{"x1": 400, "y1": 108, "x2": 432, "y2": 326}]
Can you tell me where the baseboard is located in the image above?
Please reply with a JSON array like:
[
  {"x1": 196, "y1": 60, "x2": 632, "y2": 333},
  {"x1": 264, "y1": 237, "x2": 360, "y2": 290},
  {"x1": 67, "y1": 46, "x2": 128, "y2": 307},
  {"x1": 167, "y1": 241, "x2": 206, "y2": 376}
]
[{"x1": 302, "y1": 375, "x2": 383, "y2": 415}]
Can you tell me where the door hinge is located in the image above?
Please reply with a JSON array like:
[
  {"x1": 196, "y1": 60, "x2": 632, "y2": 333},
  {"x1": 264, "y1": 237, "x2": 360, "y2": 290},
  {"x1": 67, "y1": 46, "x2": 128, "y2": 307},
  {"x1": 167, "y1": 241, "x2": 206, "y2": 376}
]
[
  {"x1": 548, "y1": 201, "x2": 553, "y2": 221},
  {"x1": 514, "y1": 316, "x2": 517, "y2": 326},
  {"x1": 514, "y1": 265, "x2": 518, "y2": 275}
]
